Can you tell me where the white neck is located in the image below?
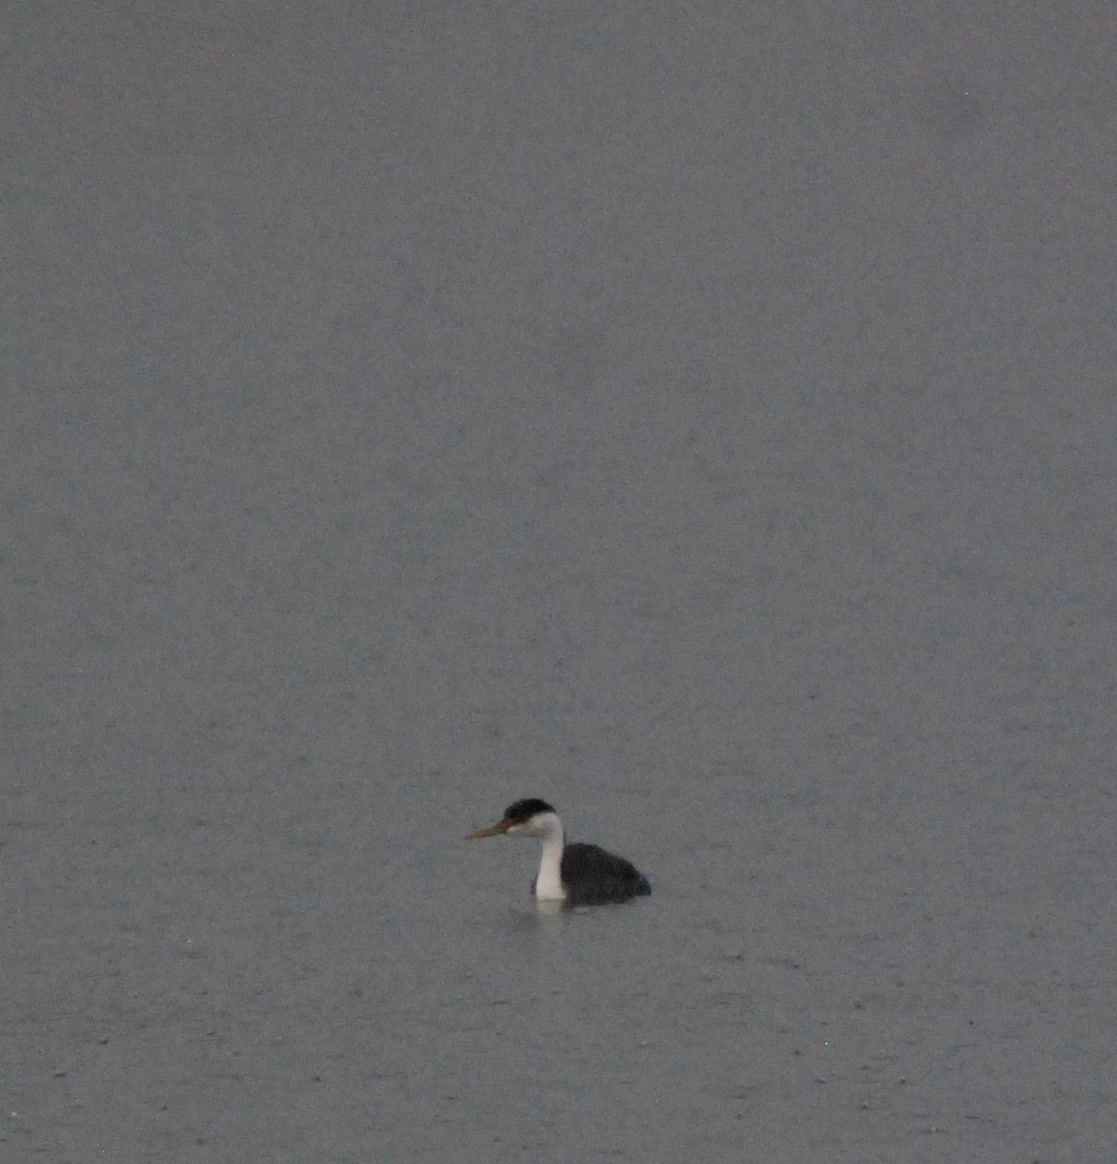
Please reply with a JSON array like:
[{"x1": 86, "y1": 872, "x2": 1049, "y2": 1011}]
[{"x1": 533, "y1": 812, "x2": 566, "y2": 901}]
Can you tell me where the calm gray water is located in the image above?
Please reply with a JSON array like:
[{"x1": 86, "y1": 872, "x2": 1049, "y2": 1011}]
[{"x1": 4, "y1": 4, "x2": 1116, "y2": 1161}]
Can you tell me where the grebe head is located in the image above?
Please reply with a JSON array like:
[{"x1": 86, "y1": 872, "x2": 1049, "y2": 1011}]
[{"x1": 466, "y1": 798, "x2": 560, "y2": 840}]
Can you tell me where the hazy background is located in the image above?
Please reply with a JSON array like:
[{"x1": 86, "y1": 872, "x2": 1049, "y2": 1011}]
[{"x1": 3, "y1": 3, "x2": 1115, "y2": 1161}]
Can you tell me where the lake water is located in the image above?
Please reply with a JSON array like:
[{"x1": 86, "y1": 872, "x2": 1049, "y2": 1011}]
[{"x1": 4, "y1": 4, "x2": 1115, "y2": 1161}]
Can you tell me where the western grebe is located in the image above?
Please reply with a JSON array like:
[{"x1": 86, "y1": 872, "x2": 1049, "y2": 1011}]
[{"x1": 466, "y1": 798, "x2": 651, "y2": 906}]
